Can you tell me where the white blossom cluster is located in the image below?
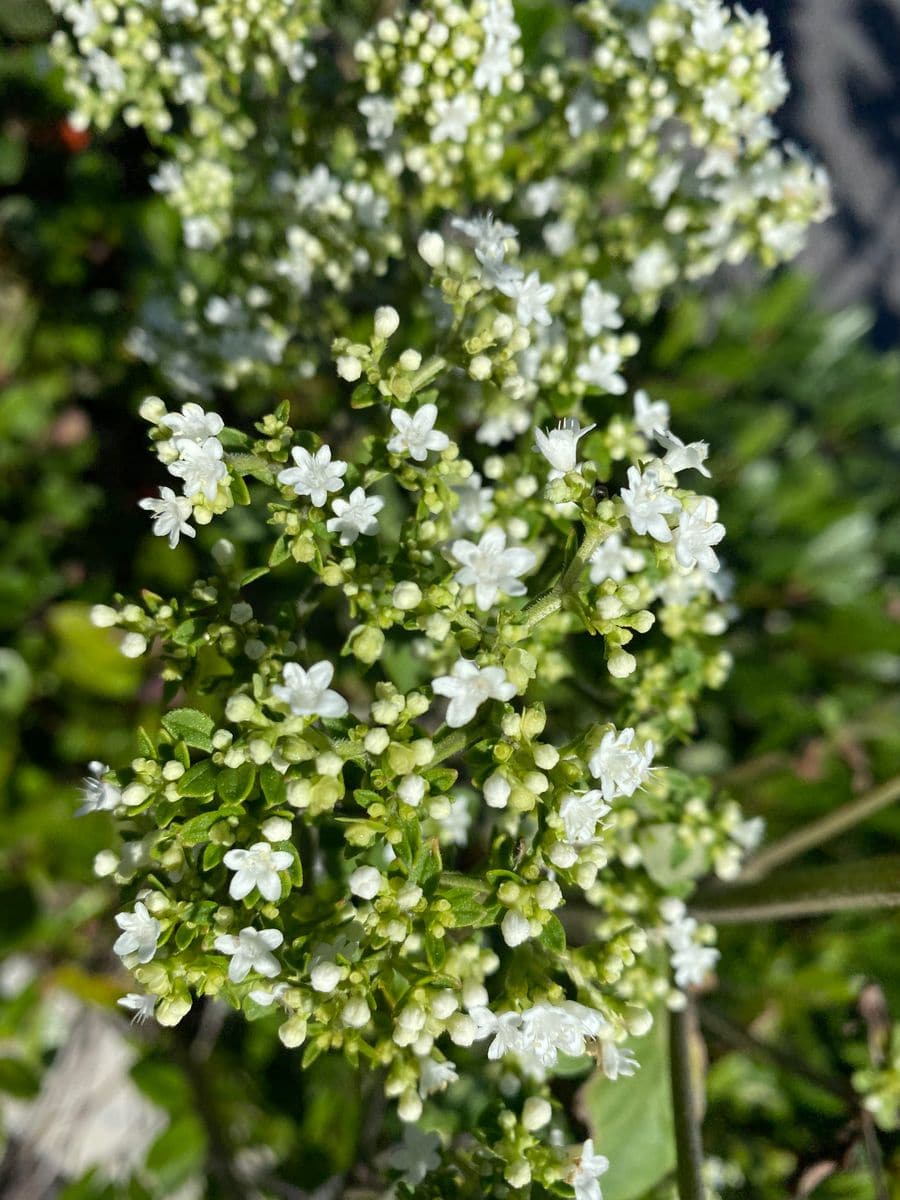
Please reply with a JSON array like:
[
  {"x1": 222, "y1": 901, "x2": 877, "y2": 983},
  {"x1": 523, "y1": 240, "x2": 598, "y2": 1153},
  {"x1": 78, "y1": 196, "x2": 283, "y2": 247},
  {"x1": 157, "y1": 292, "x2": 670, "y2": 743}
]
[{"x1": 62, "y1": 2, "x2": 824, "y2": 1194}]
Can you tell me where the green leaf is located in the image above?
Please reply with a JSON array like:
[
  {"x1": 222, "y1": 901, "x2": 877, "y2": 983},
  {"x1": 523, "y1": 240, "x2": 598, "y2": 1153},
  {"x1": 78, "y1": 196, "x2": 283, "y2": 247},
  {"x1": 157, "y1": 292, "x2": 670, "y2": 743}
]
[
  {"x1": 172, "y1": 618, "x2": 208, "y2": 647},
  {"x1": 146, "y1": 1113, "x2": 207, "y2": 1192},
  {"x1": 176, "y1": 759, "x2": 218, "y2": 797},
  {"x1": 269, "y1": 534, "x2": 291, "y2": 567},
  {"x1": 0, "y1": 1056, "x2": 40, "y2": 1098},
  {"x1": 539, "y1": 914, "x2": 567, "y2": 953},
  {"x1": 260, "y1": 762, "x2": 287, "y2": 806},
  {"x1": 217, "y1": 763, "x2": 257, "y2": 804},
  {"x1": 131, "y1": 1058, "x2": 192, "y2": 1113},
  {"x1": 240, "y1": 565, "x2": 270, "y2": 586},
  {"x1": 691, "y1": 856, "x2": 900, "y2": 923},
  {"x1": 161, "y1": 708, "x2": 215, "y2": 752},
  {"x1": 180, "y1": 808, "x2": 240, "y2": 847},
  {"x1": 443, "y1": 888, "x2": 489, "y2": 928},
  {"x1": 230, "y1": 473, "x2": 252, "y2": 505},
  {"x1": 578, "y1": 1011, "x2": 676, "y2": 1200},
  {"x1": 137, "y1": 726, "x2": 157, "y2": 757},
  {"x1": 202, "y1": 842, "x2": 225, "y2": 871}
]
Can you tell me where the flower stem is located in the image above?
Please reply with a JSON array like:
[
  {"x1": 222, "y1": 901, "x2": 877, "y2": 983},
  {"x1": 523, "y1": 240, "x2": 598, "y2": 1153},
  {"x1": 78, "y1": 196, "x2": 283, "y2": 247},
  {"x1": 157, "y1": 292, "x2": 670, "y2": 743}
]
[
  {"x1": 508, "y1": 519, "x2": 614, "y2": 639},
  {"x1": 669, "y1": 1001, "x2": 705, "y2": 1200},
  {"x1": 740, "y1": 774, "x2": 900, "y2": 881}
]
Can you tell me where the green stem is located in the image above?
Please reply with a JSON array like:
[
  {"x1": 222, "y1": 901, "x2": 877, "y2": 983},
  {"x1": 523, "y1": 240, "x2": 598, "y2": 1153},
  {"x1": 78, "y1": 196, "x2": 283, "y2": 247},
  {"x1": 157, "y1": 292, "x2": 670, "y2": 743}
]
[
  {"x1": 507, "y1": 520, "x2": 613, "y2": 639},
  {"x1": 741, "y1": 774, "x2": 900, "y2": 882},
  {"x1": 669, "y1": 1002, "x2": 705, "y2": 1200}
]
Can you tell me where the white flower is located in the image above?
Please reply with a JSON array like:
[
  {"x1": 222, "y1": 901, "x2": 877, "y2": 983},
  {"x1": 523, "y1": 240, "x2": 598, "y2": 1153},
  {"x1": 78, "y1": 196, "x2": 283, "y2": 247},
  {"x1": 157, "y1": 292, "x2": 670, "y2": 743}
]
[
  {"x1": 223, "y1": 842, "x2": 293, "y2": 903},
  {"x1": 497, "y1": 270, "x2": 555, "y2": 326},
  {"x1": 113, "y1": 902, "x2": 160, "y2": 964},
  {"x1": 349, "y1": 865, "x2": 383, "y2": 900},
  {"x1": 664, "y1": 915, "x2": 720, "y2": 988},
  {"x1": 581, "y1": 282, "x2": 623, "y2": 336},
  {"x1": 589, "y1": 534, "x2": 645, "y2": 584},
  {"x1": 576, "y1": 345, "x2": 627, "y2": 393},
  {"x1": 431, "y1": 93, "x2": 479, "y2": 143},
  {"x1": 470, "y1": 1007, "x2": 524, "y2": 1060},
  {"x1": 385, "y1": 1126, "x2": 442, "y2": 1188},
  {"x1": 326, "y1": 486, "x2": 384, "y2": 545},
  {"x1": 483, "y1": 772, "x2": 511, "y2": 810},
  {"x1": 450, "y1": 211, "x2": 517, "y2": 267},
  {"x1": 295, "y1": 163, "x2": 340, "y2": 212},
  {"x1": 138, "y1": 486, "x2": 196, "y2": 548},
  {"x1": 633, "y1": 388, "x2": 670, "y2": 438},
  {"x1": 387, "y1": 404, "x2": 450, "y2": 462},
  {"x1": 248, "y1": 981, "x2": 290, "y2": 1006},
  {"x1": 501, "y1": 910, "x2": 531, "y2": 947},
  {"x1": 449, "y1": 527, "x2": 535, "y2": 612},
  {"x1": 432, "y1": 659, "x2": 517, "y2": 727},
  {"x1": 559, "y1": 790, "x2": 611, "y2": 844},
  {"x1": 272, "y1": 661, "x2": 349, "y2": 719},
  {"x1": 565, "y1": 91, "x2": 608, "y2": 137},
  {"x1": 214, "y1": 927, "x2": 283, "y2": 983},
  {"x1": 160, "y1": 402, "x2": 223, "y2": 443},
  {"x1": 620, "y1": 465, "x2": 681, "y2": 543},
  {"x1": 520, "y1": 1001, "x2": 609, "y2": 1066},
  {"x1": 523, "y1": 178, "x2": 562, "y2": 218},
  {"x1": 117, "y1": 993, "x2": 157, "y2": 1025},
  {"x1": 656, "y1": 430, "x2": 711, "y2": 477},
  {"x1": 533, "y1": 418, "x2": 596, "y2": 480},
  {"x1": 418, "y1": 1055, "x2": 459, "y2": 1098},
  {"x1": 76, "y1": 760, "x2": 121, "y2": 816},
  {"x1": 398, "y1": 775, "x2": 426, "y2": 807},
  {"x1": 601, "y1": 1041, "x2": 639, "y2": 1081},
  {"x1": 277, "y1": 444, "x2": 347, "y2": 507},
  {"x1": 571, "y1": 1139, "x2": 610, "y2": 1200},
  {"x1": 589, "y1": 727, "x2": 655, "y2": 802},
  {"x1": 359, "y1": 94, "x2": 395, "y2": 146},
  {"x1": 674, "y1": 497, "x2": 726, "y2": 572},
  {"x1": 451, "y1": 471, "x2": 494, "y2": 533},
  {"x1": 310, "y1": 960, "x2": 342, "y2": 993},
  {"x1": 168, "y1": 437, "x2": 227, "y2": 502}
]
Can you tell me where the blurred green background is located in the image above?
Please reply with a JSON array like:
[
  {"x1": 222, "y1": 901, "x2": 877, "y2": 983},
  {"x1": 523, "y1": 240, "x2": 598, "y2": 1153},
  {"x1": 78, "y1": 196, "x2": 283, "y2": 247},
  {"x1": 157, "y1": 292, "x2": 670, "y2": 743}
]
[{"x1": 2, "y1": 10, "x2": 900, "y2": 1199}]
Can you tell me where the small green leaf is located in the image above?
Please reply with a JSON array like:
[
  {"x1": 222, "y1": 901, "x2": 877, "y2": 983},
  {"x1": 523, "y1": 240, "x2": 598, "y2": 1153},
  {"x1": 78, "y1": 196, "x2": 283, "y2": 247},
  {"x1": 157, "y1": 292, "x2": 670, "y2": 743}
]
[
  {"x1": 161, "y1": 708, "x2": 215, "y2": 752},
  {"x1": 176, "y1": 760, "x2": 218, "y2": 797},
  {"x1": 172, "y1": 618, "x2": 207, "y2": 648},
  {"x1": 539, "y1": 914, "x2": 567, "y2": 954},
  {"x1": 578, "y1": 1010, "x2": 676, "y2": 1200},
  {"x1": 202, "y1": 842, "x2": 225, "y2": 871},
  {"x1": 217, "y1": 763, "x2": 257, "y2": 804},
  {"x1": 230, "y1": 473, "x2": 252, "y2": 505},
  {"x1": 137, "y1": 726, "x2": 156, "y2": 757},
  {"x1": 180, "y1": 808, "x2": 240, "y2": 847},
  {"x1": 240, "y1": 565, "x2": 270, "y2": 586},
  {"x1": 260, "y1": 762, "x2": 287, "y2": 806},
  {"x1": 269, "y1": 535, "x2": 291, "y2": 567}
]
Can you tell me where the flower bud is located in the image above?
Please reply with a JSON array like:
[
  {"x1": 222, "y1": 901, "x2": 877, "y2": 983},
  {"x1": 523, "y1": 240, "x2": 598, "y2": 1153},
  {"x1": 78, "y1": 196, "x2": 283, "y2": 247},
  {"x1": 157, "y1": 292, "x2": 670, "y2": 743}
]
[
  {"x1": 483, "y1": 772, "x2": 510, "y2": 809},
  {"x1": 90, "y1": 604, "x2": 118, "y2": 628},
  {"x1": 336, "y1": 354, "x2": 362, "y2": 382},
  {"x1": 341, "y1": 996, "x2": 371, "y2": 1028},
  {"x1": 374, "y1": 305, "x2": 400, "y2": 338},
  {"x1": 418, "y1": 230, "x2": 445, "y2": 267},
  {"x1": 310, "y1": 961, "x2": 343, "y2": 993},
  {"x1": 522, "y1": 1096, "x2": 552, "y2": 1132},
  {"x1": 349, "y1": 865, "x2": 383, "y2": 899},
  {"x1": 138, "y1": 395, "x2": 166, "y2": 423},
  {"x1": 262, "y1": 817, "x2": 292, "y2": 842},
  {"x1": 501, "y1": 909, "x2": 531, "y2": 947},
  {"x1": 120, "y1": 633, "x2": 147, "y2": 659},
  {"x1": 392, "y1": 581, "x2": 422, "y2": 611}
]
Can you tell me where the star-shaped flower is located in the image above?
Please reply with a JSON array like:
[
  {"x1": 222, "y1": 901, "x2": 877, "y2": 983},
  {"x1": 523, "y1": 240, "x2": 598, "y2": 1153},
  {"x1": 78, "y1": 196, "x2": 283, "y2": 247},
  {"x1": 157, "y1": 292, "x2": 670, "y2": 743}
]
[
  {"x1": 633, "y1": 389, "x2": 670, "y2": 438},
  {"x1": 139, "y1": 486, "x2": 196, "y2": 548},
  {"x1": 224, "y1": 842, "x2": 294, "y2": 902},
  {"x1": 214, "y1": 927, "x2": 283, "y2": 983},
  {"x1": 387, "y1": 404, "x2": 450, "y2": 462},
  {"x1": 620, "y1": 465, "x2": 681, "y2": 543},
  {"x1": 449, "y1": 527, "x2": 536, "y2": 611},
  {"x1": 533, "y1": 418, "x2": 596, "y2": 480},
  {"x1": 277, "y1": 444, "x2": 347, "y2": 508},
  {"x1": 113, "y1": 902, "x2": 160, "y2": 964},
  {"x1": 673, "y1": 497, "x2": 725, "y2": 572},
  {"x1": 588, "y1": 727, "x2": 655, "y2": 802},
  {"x1": 576, "y1": 345, "x2": 627, "y2": 393},
  {"x1": 168, "y1": 437, "x2": 227, "y2": 502},
  {"x1": 160, "y1": 402, "x2": 224, "y2": 443},
  {"x1": 271, "y1": 661, "x2": 349, "y2": 719},
  {"x1": 656, "y1": 429, "x2": 711, "y2": 477},
  {"x1": 559, "y1": 790, "x2": 611, "y2": 844},
  {"x1": 326, "y1": 486, "x2": 384, "y2": 545},
  {"x1": 497, "y1": 270, "x2": 556, "y2": 326},
  {"x1": 432, "y1": 659, "x2": 517, "y2": 727}
]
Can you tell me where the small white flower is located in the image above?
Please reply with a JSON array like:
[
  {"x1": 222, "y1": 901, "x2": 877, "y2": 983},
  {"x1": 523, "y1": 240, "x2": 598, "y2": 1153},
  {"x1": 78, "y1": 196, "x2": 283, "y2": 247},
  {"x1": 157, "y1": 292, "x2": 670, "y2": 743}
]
[
  {"x1": 501, "y1": 909, "x2": 531, "y2": 947},
  {"x1": 248, "y1": 981, "x2": 290, "y2": 1007},
  {"x1": 271, "y1": 661, "x2": 349, "y2": 719},
  {"x1": 359, "y1": 94, "x2": 395, "y2": 146},
  {"x1": 571, "y1": 1138, "x2": 610, "y2": 1200},
  {"x1": 674, "y1": 498, "x2": 726, "y2": 572},
  {"x1": 633, "y1": 389, "x2": 670, "y2": 438},
  {"x1": 581, "y1": 281, "x2": 623, "y2": 336},
  {"x1": 483, "y1": 772, "x2": 511, "y2": 810},
  {"x1": 76, "y1": 761, "x2": 121, "y2": 816},
  {"x1": 113, "y1": 902, "x2": 160, "y2": 964},
  {"x1": 418, "y1": 1055, "x2": 459, "y2": 1098},
  {"x1": 451, "y1": 471, "x2": 494, "y2": 533},
  {"x1": 310, "y1": 960, "x2": 343, "y2": 993},
  {"x1": 559, "y1": 790, "x2": 611, "y2": 844},
  {"x1": 277, "y1": 444, "x2": 347, "y2": 508},
  {"x1": 387, "y1": 404, "x2": 450, "y2": 462},
  {"x1": 431, "y1": 93, "x2": 479, "y2": 143},
  {"x1": 450, "y1": 212, "x2": 517, "y2": 266},
  {"x1": 656, "y1": 430, "x2": 711, "y2": 477},
  {"x1": 523, "y1": 178, "x2": 562, "y2": 218},
  {"x1": 470, "y1": 1007, "x2": 524, "y2": 1060},
  {"x1": 620, "y1": 465, "x2": 681, "y2": 543},
  {"x1": 589, "y1": 534, "x2": 645, "y2": 584},
  {"x1": 432, "y1": 659, "x2": 517, "y2": 728},
  {"x1": 138, "y1": 487, "x2": 196, "y2": 548},
  {"x1": 398, "y1": 775, "x2": 426, "y2": 807},
  {"x1": 601, "y1": 1041, "x2": 639, "y2": 1081},
  {"x1": 589, "y1": 727, "x2": 655, "y2": 802},
  {"x1": 214, "y1": 927, "x2": 283, "y2": 983},
  {"x1": 326, "y1": 486, "x2": 384, "y2": 545},
  {"x1": 349, "y1": 865, "x2": 383, "y2": 900},
  {"x1": 576, "y1": 345, "x2": 627, "y2": 394},
  {"x1": 120, "y1": 632, "x2": 147, "y2": 659},
  {"x1": 449, "y1": 527, "x2": 536, "y2": 612},
  {"x1": 168, "y1": 437, "x2": 227, "y2": 502},
  {"x1": 565, "y1": 90, "x2": 609, "y2": 137},
  {"x1": 117, "y1": 993, "x2": 157, "y2": 1025},
  {"x1": 385, "y1": 1125, "x2": 442, "y2": 1188},
  {"x1": 160, "y1": 402, "x2": 224, "y2": 443},
  {"x1": 533, "y1": 418, "x2": 596, "y2": 480},
  {"x1": 497, "y1": 270, "x2": 555, "y2": 327},
  {"x1": 223, "y1": 842, "x2": 293, "y2": 903}
]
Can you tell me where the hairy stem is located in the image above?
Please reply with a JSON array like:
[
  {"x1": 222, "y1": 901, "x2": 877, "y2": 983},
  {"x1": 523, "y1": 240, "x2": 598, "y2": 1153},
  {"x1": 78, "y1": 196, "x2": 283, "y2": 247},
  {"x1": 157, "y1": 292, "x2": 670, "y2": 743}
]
[
  {"x1": 669, "y1": 1002, "x2": 705, "y2": 1200},
  {"x1": 740, "y1": 774, "x2": 900, "y2": 881}
]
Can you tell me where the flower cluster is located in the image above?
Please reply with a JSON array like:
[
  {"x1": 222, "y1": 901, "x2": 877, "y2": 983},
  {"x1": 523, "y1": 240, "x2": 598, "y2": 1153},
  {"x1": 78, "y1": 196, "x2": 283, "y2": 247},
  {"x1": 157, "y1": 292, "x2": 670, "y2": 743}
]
[{"x1": 61, "y1": 1, "x2": 826, "y2": 1194}]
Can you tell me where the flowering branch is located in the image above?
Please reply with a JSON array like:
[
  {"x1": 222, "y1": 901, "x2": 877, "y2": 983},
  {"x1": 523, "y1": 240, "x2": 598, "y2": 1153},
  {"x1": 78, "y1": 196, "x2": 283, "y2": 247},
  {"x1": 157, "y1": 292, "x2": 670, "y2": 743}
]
[{"x1": 669, "y1": 1002, "x2": 705, "y2": 1200}]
